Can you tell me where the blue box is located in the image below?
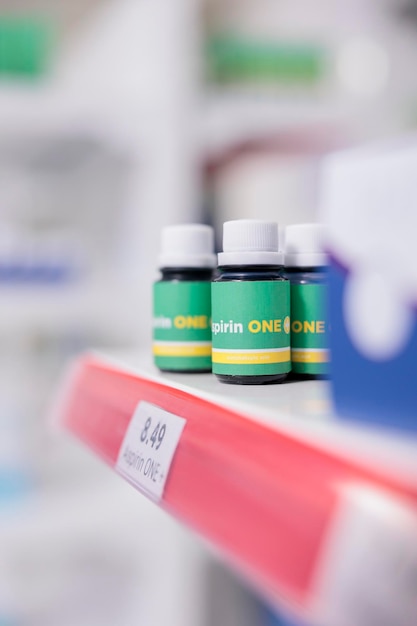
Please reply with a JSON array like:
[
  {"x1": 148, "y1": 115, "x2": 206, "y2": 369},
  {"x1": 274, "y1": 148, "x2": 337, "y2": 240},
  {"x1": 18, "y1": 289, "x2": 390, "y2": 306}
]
[{"x1": 320, "y1": 138, "x2": 417, "y2": 432}]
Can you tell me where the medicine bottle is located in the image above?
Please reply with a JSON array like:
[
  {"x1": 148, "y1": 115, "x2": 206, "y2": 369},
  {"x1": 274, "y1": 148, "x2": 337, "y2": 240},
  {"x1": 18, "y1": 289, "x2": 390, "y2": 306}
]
[
  {"x1": 283, "y1": 223, "x2": 329, "y2": 378},
  {"x1": 211, "y1": 220, "x2": 290, "y2": 385},
  {"x1": 153, "y1": 224, "x2": 216, "y2": 372}
]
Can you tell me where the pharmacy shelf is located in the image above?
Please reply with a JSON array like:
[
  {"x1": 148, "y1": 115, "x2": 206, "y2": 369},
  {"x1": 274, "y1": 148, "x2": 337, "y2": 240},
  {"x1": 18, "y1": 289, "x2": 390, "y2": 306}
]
[
  {"x1": 57, "y1": 351, "x2": 417, "y2": 626},
  {"x1": 199, "y1": 92, "x2": 357, "y2": 160},
  {"x1": 0, "y1": 478, "x2": 204, "y2": 626},
  {"x1": 0, "y1": 278, "x2": 137, "y2": 336}
]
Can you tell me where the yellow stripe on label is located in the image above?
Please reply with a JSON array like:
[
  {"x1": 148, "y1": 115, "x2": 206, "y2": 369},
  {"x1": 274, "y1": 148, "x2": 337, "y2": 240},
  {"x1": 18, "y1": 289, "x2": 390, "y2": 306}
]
[
  {"x1": 291, "y1": 349, "x2": 330, "y2": 363},
  {"x1": 153, "y1": 343, "x2": 212, "y2": 357},
  {"x1": 212, "y1": 348, "x2": 290, "y2": 365}
]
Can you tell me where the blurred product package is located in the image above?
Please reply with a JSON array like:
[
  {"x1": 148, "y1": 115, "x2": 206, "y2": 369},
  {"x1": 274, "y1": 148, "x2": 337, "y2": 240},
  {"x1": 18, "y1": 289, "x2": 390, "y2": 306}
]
[
  {"x1": 203, "y1": 0, "x2": 330, "y2": 96},
  {"x1": 0, "y1": 133, "x2": 130, "y2": 284},
  {"x1": 0, "y1": 16, "x2": 52, "y2": 78},
  {"x1": 206, "y1": 35, "x2": 324, "y2": 92},
  {"x1": 320, "y1": 135, "x2": 417, "y2": 432}
]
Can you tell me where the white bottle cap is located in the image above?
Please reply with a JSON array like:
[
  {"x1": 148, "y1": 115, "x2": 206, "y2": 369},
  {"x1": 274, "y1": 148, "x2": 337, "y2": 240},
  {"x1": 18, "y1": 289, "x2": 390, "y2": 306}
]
[
  {"x1": 158, "y1": 223, "x2": 216, "y2": 268},
  {"x1": 284, "y1": 223, "x2": 327, "y2": 267},
  {"x1": 218, "y1": 220, "x2": 282, "y2": 266}
]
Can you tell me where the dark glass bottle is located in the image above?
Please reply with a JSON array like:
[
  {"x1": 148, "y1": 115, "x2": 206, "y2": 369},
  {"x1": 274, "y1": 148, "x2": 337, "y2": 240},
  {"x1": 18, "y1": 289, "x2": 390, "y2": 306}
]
[
  {"x1": 153, "y1": 224, "x2": 215, "y2": 373},
  {"x1": 159, "y1": 268, "x2": 214, "y2": 283},
  {"x1": 283, "y1": 224, "x2": 329, "y2": 379},
  {"x1": 211, "y1": 220, "x2": 291, "y2": 385}
]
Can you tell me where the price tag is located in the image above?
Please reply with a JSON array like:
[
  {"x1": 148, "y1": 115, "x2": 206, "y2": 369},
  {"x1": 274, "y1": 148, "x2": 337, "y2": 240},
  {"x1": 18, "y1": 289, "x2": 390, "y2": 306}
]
[
  {"x1": 311, "y1": 484, "x2": 417, "y2": 626},
  {"x1": 116, "y1": 401, "x2": 186, "y2": 500}
]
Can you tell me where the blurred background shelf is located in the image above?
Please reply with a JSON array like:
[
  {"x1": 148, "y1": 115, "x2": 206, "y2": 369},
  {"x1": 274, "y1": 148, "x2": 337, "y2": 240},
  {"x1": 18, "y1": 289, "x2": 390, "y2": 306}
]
[
  {"x1": 199, "y1": 93, "x2": 358, "y2": 159},
  {"x1": 0, "y1": 279, "x2": 138, "y2": 336},
  {"x1": 0, "y1": 473, "x2": 209, "y2": 626}
]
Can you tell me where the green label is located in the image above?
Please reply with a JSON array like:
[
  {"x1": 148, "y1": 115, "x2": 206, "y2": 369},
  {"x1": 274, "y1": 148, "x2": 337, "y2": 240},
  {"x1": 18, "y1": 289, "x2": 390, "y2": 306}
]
[
  {"x1": 153, "y1": 281, "x2": 212, "y2": 371},
  {"x1": 211, "y1": 281, "x2": 290, "y2": 376},
  {"x1": 291, "y1": 283, "x2": 329, "y2": 375}
]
